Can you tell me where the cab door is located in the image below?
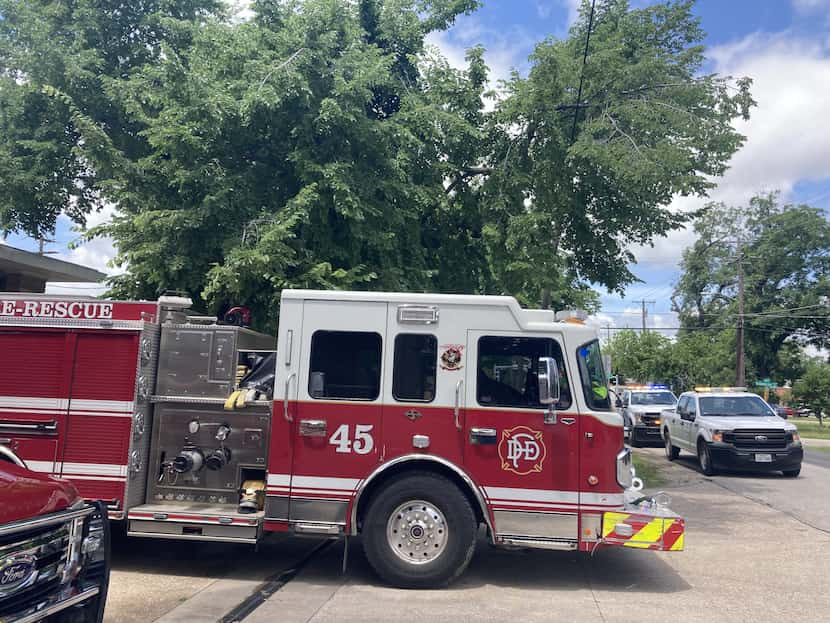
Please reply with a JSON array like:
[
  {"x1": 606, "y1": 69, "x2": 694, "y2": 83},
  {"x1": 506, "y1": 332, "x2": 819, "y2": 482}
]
[
  {"x1": 289, "y1": 300, "x2": 387, "y2": 528},
  {"x1": 463, "y1": 331, "x2": 580, "y2": 543}
]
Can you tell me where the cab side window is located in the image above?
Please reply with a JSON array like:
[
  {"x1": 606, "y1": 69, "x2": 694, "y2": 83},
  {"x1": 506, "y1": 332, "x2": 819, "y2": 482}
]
[
  {"x1": 393, "y1": 334, "x2": 437, "y2": 402},
  {"x1": 309, "y1": 331, "x2": 382, "y2": 400},
  {"x1": 677, "y1": 396, "x2": 688, "y2": 416},
  {"x1": 477, "y1": 336, "x2": 571, "y2": 409},
  {"x1": 687, "y1": 398, "x2": 697, "y2": 418}
]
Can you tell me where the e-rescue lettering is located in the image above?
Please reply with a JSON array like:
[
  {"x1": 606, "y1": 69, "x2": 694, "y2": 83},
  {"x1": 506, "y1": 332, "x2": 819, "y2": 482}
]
[{"x1": 0, "y1": 300, "x2": 114, "y2": 320}]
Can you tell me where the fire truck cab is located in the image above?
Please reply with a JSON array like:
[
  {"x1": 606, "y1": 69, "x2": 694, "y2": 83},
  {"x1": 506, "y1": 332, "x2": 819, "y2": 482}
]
[{"x1": 0, "y1": 290, "x2": 684, "y2": 587}]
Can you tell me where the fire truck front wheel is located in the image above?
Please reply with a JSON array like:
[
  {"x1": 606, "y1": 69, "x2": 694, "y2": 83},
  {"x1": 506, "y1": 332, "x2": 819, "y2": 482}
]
[{"x1": 362, "y1": 472, "x2": 477, "y2": 588}]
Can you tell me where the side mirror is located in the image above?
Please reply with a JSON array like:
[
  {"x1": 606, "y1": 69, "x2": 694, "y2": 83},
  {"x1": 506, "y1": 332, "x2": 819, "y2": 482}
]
[
  {"x1": 538, "y1": 357, "x2": 561, "y2": 405},
  {"x1": 615, "y1": 398, "x2": 623, "y2": 408}
]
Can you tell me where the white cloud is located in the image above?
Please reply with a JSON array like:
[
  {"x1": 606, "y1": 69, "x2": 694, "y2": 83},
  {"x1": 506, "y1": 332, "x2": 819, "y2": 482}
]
[
  {"x1": 560, "y1": 0, "x2": 582, "y2": 26},
  {"x1": 791, "y1": 0, "x2": 830, "y2": 13},
  {"x1": 631, "y1": 32, "x2": 830, "y2": 274}
]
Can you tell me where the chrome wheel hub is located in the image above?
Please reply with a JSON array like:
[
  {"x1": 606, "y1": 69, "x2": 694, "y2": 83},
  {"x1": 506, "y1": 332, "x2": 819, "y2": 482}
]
[{"x1": 386, "y1": 500, "x2": 448, "y2": 565}]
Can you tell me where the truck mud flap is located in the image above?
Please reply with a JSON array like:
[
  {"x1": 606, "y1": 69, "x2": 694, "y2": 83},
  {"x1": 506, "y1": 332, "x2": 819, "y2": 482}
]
[{"x1": 601, "y1": 508, "x2": 685, "y2": 551}]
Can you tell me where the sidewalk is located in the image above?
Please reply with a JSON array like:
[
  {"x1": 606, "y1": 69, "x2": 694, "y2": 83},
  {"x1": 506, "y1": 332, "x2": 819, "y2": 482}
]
[{"x1": 801, "y1": 437, "x2": 830, "y2": 447}]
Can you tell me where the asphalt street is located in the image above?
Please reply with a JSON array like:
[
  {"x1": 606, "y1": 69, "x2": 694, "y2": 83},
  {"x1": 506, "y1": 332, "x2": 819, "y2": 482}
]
[
  {"x1": 802, "y1": 446, "x2": 830, "y2": 470},
  {"x1": 103, "y1": 444, "x2": 830, "y2": 623}
]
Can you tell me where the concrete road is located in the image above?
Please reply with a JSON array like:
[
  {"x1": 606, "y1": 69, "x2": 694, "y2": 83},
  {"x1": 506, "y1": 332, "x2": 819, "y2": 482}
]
[
  {"x1": 104, "y1": 444, "x2": 830, "y2": 623},
  {"x1": 104, "y1": 531, "x2": 324, "y2": 623},
  {"x1": 660, "y1": 444, "x2": 830, "y2": 533},
  {"x1": 802, "y1": 446, "x2": 830, "y2": 470}
]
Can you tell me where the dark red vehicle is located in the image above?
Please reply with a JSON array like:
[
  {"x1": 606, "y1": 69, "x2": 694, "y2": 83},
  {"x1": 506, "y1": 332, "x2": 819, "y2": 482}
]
[{"x1": 0, "y1": 460, "x2": 110, "y2": 622}]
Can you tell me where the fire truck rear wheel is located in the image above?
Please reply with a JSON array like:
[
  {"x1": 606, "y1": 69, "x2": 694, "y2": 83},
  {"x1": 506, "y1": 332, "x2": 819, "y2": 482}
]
[{"x1": 362, "y1": 472, "x2": 477, "y2": 588}]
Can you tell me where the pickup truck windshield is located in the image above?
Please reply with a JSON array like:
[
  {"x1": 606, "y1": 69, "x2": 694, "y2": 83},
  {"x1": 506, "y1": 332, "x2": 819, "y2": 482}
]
[
  {"x1": 631, "y1": 392, "x2": 676, "y2": 406},
  {"x1": 699, "y1": 395, "x2": 776, "y2": 417}
]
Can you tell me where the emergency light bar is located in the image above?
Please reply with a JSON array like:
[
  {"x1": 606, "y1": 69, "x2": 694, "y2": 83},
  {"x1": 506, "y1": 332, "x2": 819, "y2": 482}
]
[
  {"x1": 555, "y1": 309, "x2": 588, "y2": 324},
  {"x1": 693, "y1": 386, "x2": 747, "y2": 393},
  {"x1": 397, "y1": 305, "x2": 439, "y2": 325},
  {"x1": 625, "y1": 384, "x2": 669, "y2": 390}
]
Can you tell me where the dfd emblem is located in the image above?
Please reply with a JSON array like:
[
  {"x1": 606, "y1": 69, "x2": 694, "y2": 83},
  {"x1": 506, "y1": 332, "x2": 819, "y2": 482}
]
[
  {"x1": 498, "y1": 426, "x2": 546, "y2": 475},
  {"x1": 440, "y1": 345, "x2": 464, "y2": 371}
]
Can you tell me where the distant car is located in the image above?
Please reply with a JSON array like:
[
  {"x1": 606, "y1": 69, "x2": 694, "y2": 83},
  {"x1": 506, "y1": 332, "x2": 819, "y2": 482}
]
[
  {"x1": 617, "y1": 385, "x2": 678, "y2": 447},
  {"x1": 774, "y1": 406, "x2": 790, "y2": 419},
  {"x1": 0, "y1": 460, "x2": 110, "y2": 622}
]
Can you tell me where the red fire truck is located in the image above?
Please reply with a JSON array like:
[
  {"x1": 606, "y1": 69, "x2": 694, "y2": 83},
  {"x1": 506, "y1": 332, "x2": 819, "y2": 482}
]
[{"x1": 0, "y1": 290, "x2": 684, "y2": 587}]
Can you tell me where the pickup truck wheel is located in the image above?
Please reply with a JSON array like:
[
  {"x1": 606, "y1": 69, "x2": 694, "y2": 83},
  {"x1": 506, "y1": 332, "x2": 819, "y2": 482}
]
[
  {"x1": 697, "y1": 440, "x2": 716, "y2": 476},
  {"x1": 664, "y1": 432, "x2": 679, "y2": 460},
  {"x1": 362, "y1": 472, "x2": 477, "y2": 588},
  {"x1": 783, "y1": 467, "x2": 801, "y2": 478}
]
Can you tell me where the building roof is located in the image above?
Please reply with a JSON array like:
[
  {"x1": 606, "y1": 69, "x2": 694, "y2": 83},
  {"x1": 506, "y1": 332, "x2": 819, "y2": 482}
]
[{"x1": 0, "y1": 244, "x2": 105, "y2": 283}]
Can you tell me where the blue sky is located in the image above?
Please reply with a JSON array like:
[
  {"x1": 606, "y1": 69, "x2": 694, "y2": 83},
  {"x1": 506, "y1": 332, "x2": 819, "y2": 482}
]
[
  {"x1": 5, "y1": 0, "x2": 830, "y2": 329},
  {"x1": 428, "y1": 0, "x2": 830, "y2": 332}
]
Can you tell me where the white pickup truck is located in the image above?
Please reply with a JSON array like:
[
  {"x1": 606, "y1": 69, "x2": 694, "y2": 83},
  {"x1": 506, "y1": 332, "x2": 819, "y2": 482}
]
[{"x1": 661, "y1": 388, "x2": 803, "y2": 477}]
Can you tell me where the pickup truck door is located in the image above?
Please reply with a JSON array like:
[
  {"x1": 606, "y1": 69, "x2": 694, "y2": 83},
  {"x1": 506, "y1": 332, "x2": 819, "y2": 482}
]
[
  {"x1": 683, "y1": 398, "x2": 699, "y2": 448},
  {"x1": 673, "y1": 397, "x2": 689, "y2": 450}
]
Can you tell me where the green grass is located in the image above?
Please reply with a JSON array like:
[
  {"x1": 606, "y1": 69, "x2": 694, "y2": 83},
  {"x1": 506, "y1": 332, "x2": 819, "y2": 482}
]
[
  {"x1": 791, "y1": 416, "x2": 830, "y2": 440},
  {"x1": 807, "y1": 445, "x2": 830, "y2": 454},
  {"x1": 632, "y1": 453, "x2": 665, "y2": 487}
]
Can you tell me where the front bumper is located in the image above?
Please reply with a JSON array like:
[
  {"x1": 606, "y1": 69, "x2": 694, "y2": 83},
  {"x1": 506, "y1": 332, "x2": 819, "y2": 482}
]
[
  {"x1": 708, "y1": 443, "x2": 803, "y2": 472},
  {"x1": 602, "y1": 502, "x2": 685, "y2": 551},
  {"x1": 630, "y1": 425, "x2": 663, "y2": 444},
  {"x1": 6, "y1": 585, "x2": 102, "y2": 623}
]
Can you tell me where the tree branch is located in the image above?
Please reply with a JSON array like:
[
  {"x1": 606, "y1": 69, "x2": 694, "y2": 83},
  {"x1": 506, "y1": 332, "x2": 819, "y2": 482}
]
[{"x1": 445, "y1": 165, "x2": 495, "y2": 194}]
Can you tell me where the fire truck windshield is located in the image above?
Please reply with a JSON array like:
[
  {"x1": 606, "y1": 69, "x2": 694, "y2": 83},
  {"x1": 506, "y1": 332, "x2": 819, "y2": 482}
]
[{"x1": 577, "y1": 340, "x2": 611, "y2": 411}]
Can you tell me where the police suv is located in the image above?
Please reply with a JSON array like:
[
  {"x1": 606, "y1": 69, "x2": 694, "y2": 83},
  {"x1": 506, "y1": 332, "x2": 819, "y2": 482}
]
[
  {"x1": 616, "y1": 385, "x2": 677, "y2": 447},
  {"x1": 661, "y1": 388, "x2": 803, "y2": 477}
]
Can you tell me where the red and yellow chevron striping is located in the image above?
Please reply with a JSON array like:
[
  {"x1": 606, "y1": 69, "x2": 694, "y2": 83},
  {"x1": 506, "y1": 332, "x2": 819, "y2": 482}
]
[{"x1": 602, "y1": 510, "x2": 685, "y2": 551}]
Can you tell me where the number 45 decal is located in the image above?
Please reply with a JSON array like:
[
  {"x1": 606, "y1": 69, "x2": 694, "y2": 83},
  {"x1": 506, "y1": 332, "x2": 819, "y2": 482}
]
[{"x1": 329, "y1": 424, "x2": 374, "y2": 455}]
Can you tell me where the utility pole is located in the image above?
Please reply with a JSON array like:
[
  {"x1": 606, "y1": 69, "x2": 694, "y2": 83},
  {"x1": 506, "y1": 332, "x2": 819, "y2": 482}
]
[
  {"x1": 736, "y1": 245, "x2": 746, "y2": 387},
  {"x1": 633, "y1": 300, "x2": 655, "y2": 332}
]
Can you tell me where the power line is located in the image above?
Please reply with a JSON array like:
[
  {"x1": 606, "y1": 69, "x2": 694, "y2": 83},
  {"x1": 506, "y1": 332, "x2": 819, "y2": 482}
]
[{"x1": 568, "y1": 0, "x2": 597, "y2": 145}]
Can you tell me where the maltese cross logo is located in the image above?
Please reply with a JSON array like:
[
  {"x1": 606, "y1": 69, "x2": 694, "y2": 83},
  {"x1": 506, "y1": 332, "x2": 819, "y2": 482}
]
[{"x1": 498, "y1": 426, "x2": 546, "y2": 475}]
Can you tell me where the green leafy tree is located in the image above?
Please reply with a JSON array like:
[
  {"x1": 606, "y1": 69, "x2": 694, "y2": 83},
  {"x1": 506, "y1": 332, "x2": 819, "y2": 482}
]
[
  {"x1": 1, "y1": 0, "x2": 755, "y2": 326},
  {"x1": 0, "y1": 0, "x2": 225, "y2": 237},
  {"x1": 792, "y1": 361, "x2": 830, "y2": 426},
  {"x1": 673, "y1": 193, "x2": 830, "y2": 383},
  {"x1": 475, "y1": 0, "x2": 754, "y2": 302},
  {"x1": 605, "y1": 329, "x2": 673, "y2": 385}
]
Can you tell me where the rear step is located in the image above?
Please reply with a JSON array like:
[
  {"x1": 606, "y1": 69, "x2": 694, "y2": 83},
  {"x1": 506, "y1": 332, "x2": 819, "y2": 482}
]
[{"x1": 128, "y1": 503, "x2": 264, "y2": 543}]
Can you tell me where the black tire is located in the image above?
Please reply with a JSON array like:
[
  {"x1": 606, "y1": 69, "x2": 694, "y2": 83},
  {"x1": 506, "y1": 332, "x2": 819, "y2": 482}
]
[
  {"x1": 664, "y1": 431, "x2": 679, "y2": 461},
  {"x1": 783, "y1": 467, "x2": 801, "y2": 478},
  {"x1": 698, "y1": 440, "x2": 716, "y2": 476},
  {"x1": 362, "y1": 471, "x2": 477, "y2": 588}
]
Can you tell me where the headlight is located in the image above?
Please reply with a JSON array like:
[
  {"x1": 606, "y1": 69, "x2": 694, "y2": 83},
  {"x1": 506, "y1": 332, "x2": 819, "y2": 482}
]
[
  {"x1": 711, "y1": 431, "x2": 723, "y2": 443},
  {"x1": 791, "y1": 432, "x2": 801, "y2": 444}
]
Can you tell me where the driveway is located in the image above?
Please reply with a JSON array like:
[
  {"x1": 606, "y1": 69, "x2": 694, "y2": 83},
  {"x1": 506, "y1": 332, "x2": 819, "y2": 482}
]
[{"x1": 102, "y1": 443, "x2": 830, "y2": 623}]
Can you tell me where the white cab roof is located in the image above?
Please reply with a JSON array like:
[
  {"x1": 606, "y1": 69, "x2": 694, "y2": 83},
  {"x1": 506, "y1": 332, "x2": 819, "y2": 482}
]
[{"x1": 282, "y1": 289, "x2": 598, "y2": 338}]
